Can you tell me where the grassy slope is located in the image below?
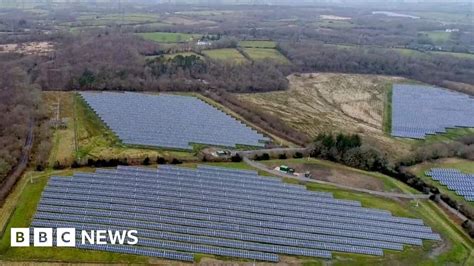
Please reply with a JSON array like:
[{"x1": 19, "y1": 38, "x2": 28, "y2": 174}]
[
  {"x1": 136, "y1": 32, "x2": 199, "y2": 43},
  {"x1": 243, "y1": 48, "x2": 290, "y2": 63},
  {"x1": 191, "y1": 93, "x2": 296, "y2": 147},
  {"x1": 315, "y1": 19, "x2": 354, "y2": 29},
  {"x1": 201, "y1": 48, "x2": 248, "y2": 63}
]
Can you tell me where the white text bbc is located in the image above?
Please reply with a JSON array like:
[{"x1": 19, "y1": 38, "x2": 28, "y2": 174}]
[{"x1": 11, "y1": 228, "x2": 138, "y2": 247}]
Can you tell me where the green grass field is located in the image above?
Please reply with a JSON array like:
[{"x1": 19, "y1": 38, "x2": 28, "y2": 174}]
[
  {"x1": 243, "y1": 48, "x2": 290, "y2": 64},
  {"x1": 315, "y1": 20, "x2": 354, "y2": 29},
  {"x1": 411, "y1": 11, "x2": 473, "y2": 24},
  {"x1": 202, "y1": 48, "x2": 248, "y2": 63},
  {"x1": 137, "y1": 32, "x2": 200, "y2": 43},
  {"x1": 431, "y1": 51, "x2": 474, "y2": 60},
  {"x1": 239, "y1": 40, "x2": 277, "y2": 48},
  {"x1": 421, "y1": 31, "x2": 451, "y2": 43},
  {"x1": 77, "y1": 13, "x2": 160, "y2": 24}
]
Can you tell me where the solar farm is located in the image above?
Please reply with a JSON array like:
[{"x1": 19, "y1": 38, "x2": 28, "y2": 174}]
[
  {"x1": 391, "y1": 84, "x2": 474, "y2": 139},
  {"x1": 31, "y1": 165, "x2": 441, "y2": 262},
  {"x1": 79, "y1": 92, "x2": 269, "y2": 150},
  {"x1": 426, "y1": 168, "x2": 474, "y2": 201}
]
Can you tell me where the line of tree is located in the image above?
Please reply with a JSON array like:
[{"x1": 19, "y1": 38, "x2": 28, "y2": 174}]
[
  {"x1": 311, "y1": 133, "x2": 387, "y2": 171},
  {"x1": 52, "y1": 156, "x2": 186, "y2": 170}
]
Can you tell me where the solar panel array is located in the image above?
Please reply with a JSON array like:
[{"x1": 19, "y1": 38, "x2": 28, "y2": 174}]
[
  {"x1": 32, "y1": 165, "x2": 440, "y2": 262},
  {"x1": 426, "y1": 168, "x2": 474, "y2": 201},
  {"x1": 80, "y1": 92, "x2": 269, "y2": 150},
  {"x1": 391, "y1": 84, "x2": 474, "y2": 139}
]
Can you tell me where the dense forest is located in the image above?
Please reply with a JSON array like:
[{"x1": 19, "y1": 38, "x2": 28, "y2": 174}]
[{"x1": 0, "y1": 60, "x2": 41, "y2": 183}]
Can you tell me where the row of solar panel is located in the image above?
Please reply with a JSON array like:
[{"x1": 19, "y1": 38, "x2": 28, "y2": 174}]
[
  {"x1": 97, "y1": 166, "x2": 374, "y2": 208},
  {"x1": 39, "y1": 192, "x2": 436, "y2": 245},
  {"x1": 391, "y1": 84, "x2": 474, "y2": 139},
  {"x1": 49, "y1": 170, "x2": 422, "y2": 224},
  {"x1": 78, "y1": 170, "x2": 309, "y2": 197},
  {"x1": 39, "y1": 193, "x2": 428, "y2": 242},
  {"x1": 46, "y1": 179, "x2": 382, "y2": 223},
  {"x1": 69, "y1": 170, "x2": 356, "y2": 207},
  {"x1": 32, "y1": 212, "x2": 382, "y2": 257},
  {"x1": 38, "y1": 195, "x2": 434, "y2": 239},
  {"x1": 32, "y1": 219, "x2": 339, "y2": 258},
  {"x1": 60, "y1": 172, "x2": 375, "y2": 215},
  {"x1": 30, "y1": 220, "x2": 279, "y2": 262},
  {"x1": 48, "y1": 174, "x2": 336, "y2": 208},
  {"x1": 48, "y1": 174, "x2": 410, "y2": 223},
  {"x1": 80, "y1": 92, "x2": 268, "y2": 149},
  {"x1": 118, "y1": 167, "x2": 308, "y2": 192},
  {"x1": 47, "y1": 177, "x2": 365, "y2": 218},
  {"x1": 426, "y1": 168, "x2": 474, "y2": 202},
  {"x1": 35, "y1": 202, "x2": 403, "y2": 251}
]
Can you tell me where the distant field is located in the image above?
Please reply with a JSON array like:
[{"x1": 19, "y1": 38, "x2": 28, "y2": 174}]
[
  {"x1": 329, "y1": 45, "x2": 474, "y2": 61},
  {"x1": 411, "y1": 11, "x2": 473, "y2": 24},
  {"x1": 421, "y1": 31, "x2": 451, "y2": 43},
  {"x1": 202, "y1": 48, "x2": 247, "y2": 63},
  {"x1": 431, "y1": 51, "x2": 474, "y2": 59},
  {"x1": 175, "y1": 10, "x2": 235, "y2": 16},
  {"x1": 137, "y1": 32, "x2": 200, "y2": 43},
  {"x1": 243, "y1": 48, "x2": 289, "y2": 63},
  {"x1": 239, "y1": 40, "x2": 277, "y2": 48},
  {"x1": 315, "y1": 19, "x2": 354, "y2": 29},
  {"x1": 78, "y1": 13, "x2": 159, "y2": 23}
]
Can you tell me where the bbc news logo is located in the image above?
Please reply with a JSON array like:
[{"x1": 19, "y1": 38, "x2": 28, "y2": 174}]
[{"x1": 11, "y1": 228, "x2": 138, "y2": 247}]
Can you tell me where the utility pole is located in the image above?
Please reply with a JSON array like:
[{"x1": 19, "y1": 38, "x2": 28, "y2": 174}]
[{"x1": 73, "y1": 91, "x2": 78, "y2": 156}]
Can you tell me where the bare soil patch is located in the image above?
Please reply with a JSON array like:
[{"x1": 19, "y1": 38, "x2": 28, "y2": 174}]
[
  {"x1": 266, "y1": 161, "x2": 387, "y2": 191},
  {"x1": 0, "y1": 41, "x2": 53, "y2": 55}
]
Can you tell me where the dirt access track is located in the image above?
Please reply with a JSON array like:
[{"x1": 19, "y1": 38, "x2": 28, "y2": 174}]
[{"x1": 238, "y1": 73, "x2": 412, "y2": 158}]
